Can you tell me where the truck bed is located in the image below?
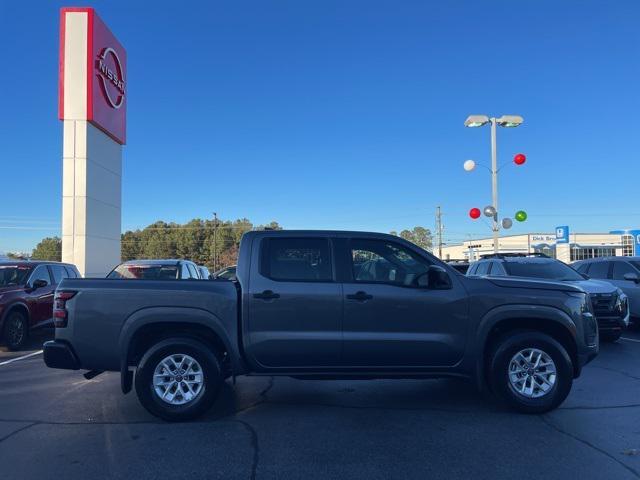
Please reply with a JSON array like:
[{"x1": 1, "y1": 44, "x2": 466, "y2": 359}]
[{"x1": 55, "y1": 278, "x2": 239, "y2": 371}]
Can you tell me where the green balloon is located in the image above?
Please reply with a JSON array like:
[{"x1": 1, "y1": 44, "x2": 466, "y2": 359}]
[{"x1": 515, "y1": 210, "x2": 528, "y2": 222}]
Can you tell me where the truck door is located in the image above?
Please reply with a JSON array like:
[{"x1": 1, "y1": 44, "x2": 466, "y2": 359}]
[
  {"x1": 245, "y1": 236, "x2": 342, "y2": 369},
  {"x1": 341, "y1": 238, "x2": 468, "y2": 367}
]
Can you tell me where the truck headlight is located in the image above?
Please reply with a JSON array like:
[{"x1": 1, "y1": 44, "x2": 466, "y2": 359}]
[
  {"x1": 568, "y1": 292, "x2": 597, "y2": 345},
  {"x1": 567, "y1": 291, "x2": 592, "y2": 314},
  {"x1": 616, "y1": 291, "x2": 630, "y2": 326}
]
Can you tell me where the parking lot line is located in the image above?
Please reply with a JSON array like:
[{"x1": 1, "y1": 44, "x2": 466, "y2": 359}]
[
  {"x1": 620, "y1": 337, "x2": 640, "y2": 344},
  {"x1": 0, "y1": 350, "x2": 43, "y2": 367}
]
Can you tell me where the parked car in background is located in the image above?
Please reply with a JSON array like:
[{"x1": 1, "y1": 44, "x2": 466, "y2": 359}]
[
  {"x1": 107, "y1": 260, "x2": 202, "y2": 280},
  {"x1": 573, "y1": 257, "x2": 640, "y2": 326},
  {"x1": 45, "y1": 230, "x2": 599, "y2": 421},
  {"x1": 0, "y1": 261, "x2": 81, "y2": 350},
  {"x1": 211, "y1": 265, "x2": 236, "y2": 281},
  {"x1": 467, "y1": 253, "x2": 629, "y2": 342},
  {"x1": 198, "y1": 266, "x2": 211, "y2": 280}
]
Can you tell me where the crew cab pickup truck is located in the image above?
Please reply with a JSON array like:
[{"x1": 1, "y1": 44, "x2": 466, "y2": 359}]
[{"x1": 44, "y1": 230, "x2": 599, "y2": 421}]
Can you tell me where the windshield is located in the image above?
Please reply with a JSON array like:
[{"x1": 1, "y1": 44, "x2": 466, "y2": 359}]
[
  {"x1": 630, "y1": 261, "x2": 640, "y2": 272},
  {"x1": 503, "y1": 259, "x2": 584, "y2": 281},
  {"x1": 108, "y1": 264, "x2": 179, "y2": 280},
  {"x1": 0, "y1": 265, "x2": 33, "y2": 287}
]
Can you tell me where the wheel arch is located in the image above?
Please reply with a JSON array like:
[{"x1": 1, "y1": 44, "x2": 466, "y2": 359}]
[
  {"x1": 118, "y1": 307, "x2": 244, "y2": 393},
  {"x1": 474, "y1": 305, "x2": 579, "y2": 390}
]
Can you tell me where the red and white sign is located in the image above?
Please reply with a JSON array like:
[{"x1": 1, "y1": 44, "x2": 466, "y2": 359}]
[{"x1": 59, "y1": 7, "x2": 127, "y2": 144}]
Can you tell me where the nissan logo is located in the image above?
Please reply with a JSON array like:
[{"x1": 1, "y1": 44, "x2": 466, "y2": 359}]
[{"x1": 96, "y1": 47, "x2": 125, "y2": 109}]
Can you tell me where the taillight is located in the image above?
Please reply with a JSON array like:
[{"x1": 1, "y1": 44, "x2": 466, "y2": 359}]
[{"x1": 54, "y1": 290, "x2": 77, "y2": 328}]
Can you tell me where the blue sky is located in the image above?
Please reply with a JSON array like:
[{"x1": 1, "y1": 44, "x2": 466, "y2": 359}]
[{"x1": 1, "y1": 0, "x2": 639, "y2": 252}]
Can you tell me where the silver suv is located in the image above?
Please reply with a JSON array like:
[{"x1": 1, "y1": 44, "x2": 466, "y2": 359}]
[
  {"x1": 573, "y1": 257, "x2": 640, "y2": 325},
  {"x1": 468, "y1": 254, "x2": 630, "y2": 342}
]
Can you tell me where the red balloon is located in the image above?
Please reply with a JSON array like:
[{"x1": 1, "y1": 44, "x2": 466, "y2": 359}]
[
  {"x1": 514, "y1": 153, "x2": 526, "y2": 165},
  {"x1": 469, "y1": 208, "x2": 481, "y2": 219}
]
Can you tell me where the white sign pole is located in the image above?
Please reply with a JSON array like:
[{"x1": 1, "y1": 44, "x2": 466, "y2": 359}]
[{"x1": 59, "y1": 8, "x2": 124, "y2": 277}]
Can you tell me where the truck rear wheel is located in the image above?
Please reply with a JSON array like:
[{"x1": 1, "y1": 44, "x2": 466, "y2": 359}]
[
  {"x1": 134, "y1": 337, "x2": 222, "y2": 421},
  {"x1": 489, "y1": 331, "x2": 573, "y2": 414}
]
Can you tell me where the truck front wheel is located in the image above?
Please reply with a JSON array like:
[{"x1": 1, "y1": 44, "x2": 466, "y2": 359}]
[
  {"x1": 489, "y1": 331, "x2": 573, "y2": 413},
  {"x1": 134, "y1": 337, "x2": 223, "y2": 421}
]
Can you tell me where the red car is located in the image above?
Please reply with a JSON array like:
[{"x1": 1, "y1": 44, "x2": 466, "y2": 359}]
[{"x1": 0, "y1": 261, "x2": 81, "y2": 350}]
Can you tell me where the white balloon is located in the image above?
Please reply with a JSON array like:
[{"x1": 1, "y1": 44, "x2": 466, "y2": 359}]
[
  {"x1": 463, "y1": 159, "x2": 476, "y2": 172},
  {"x1": 502, "y1": 217, "x2": 513, "y2": 229},
  {"x1": 483, "y1": 205, "x2": 496, "y2": 217}
]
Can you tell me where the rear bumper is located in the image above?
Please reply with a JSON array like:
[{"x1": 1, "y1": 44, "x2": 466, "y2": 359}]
[{"x1": 43, "y1": 340, "x2": 80, "y2": 370}]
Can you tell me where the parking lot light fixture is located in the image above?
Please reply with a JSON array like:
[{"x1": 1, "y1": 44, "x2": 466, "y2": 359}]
[
  {"x1": 464, "y1": 115, "x2": 490, "y2": 128},
  {"x1": 496, "y1": 115, "x2": 524, "y2": 128}
]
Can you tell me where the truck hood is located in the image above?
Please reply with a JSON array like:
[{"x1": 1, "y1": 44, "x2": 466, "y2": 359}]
[
  {"x1": 486, "y1": 276, "x2": 585, "y2": 293},
  {"x1": 562, "y1": 279, "x2": 618, "y2": 295}
]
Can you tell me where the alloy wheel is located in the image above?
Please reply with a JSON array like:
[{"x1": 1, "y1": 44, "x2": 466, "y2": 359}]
[
  {"x1": 153, "y1": 354, "x2": 205, "y2": 405},
  {"x1": 507, "y1": 348, "x2": 557, "y2": 399}
]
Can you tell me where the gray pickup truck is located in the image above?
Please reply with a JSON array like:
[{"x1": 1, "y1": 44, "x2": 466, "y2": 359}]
[{"x1": 44, "y1": 230, "x2": 599, "y2": 421}]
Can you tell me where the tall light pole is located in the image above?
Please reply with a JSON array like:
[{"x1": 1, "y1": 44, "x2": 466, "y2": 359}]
[
  {"x1": 436, "y1": 206, "x2": 443, "y2": 259},
  {"x1": 213, "y1": 212, "x2": 218, "y2": 270},
  {"x1": 464, "y1": 114, "x2": 524, "y2": 253}
]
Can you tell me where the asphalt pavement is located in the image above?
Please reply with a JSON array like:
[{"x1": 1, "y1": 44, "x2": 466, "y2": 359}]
[{"x1": 1, "y1": 331, "x2": 639, "y2": 480}]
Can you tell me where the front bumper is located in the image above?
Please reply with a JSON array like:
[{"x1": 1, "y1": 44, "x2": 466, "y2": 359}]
[
  {"x1": 43, "y1": 340, "x2": 80, "y2": 370},
  {"x1": 596, "y1": 315, "x2": 629, "y2": 332}
]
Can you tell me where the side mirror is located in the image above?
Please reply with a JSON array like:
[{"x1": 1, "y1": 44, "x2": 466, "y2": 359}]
[
  {"x1": 31, "y1": 279, "x2": 49, "y2": 290},
  {"x1": 623, "y1": 272, "x2": 640, "y2": 284},
  {"x1": 416, "y1": 266, "x2": 452, "y2": 290}
]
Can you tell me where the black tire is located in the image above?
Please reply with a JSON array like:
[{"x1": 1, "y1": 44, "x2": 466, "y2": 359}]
[
  {"x1": 134, "y1": 337, "x2": 223, "y2": 422},
  {"x1": 489, "y1": 331, "x2": 573, "y2": 414},
  {"x1": 3, "y1": 310, "x2": 29, "y2": 351},
  {"x1": 600, "y1": 330, "x2": 622, "y2": 343}
]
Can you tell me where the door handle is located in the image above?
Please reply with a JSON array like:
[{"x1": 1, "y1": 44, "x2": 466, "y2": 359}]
[
  {"x1": 346, "y1": 291, "x2": 373, "y2": 302},
  {"x1": 253, "y1": 290, "x2": 280, "y2": 300}
]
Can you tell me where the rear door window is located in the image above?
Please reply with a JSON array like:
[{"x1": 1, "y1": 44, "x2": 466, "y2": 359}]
[
  {"x1": 180, "y1": 264, "x2": 191, "y2": 279},
  {"x1": 587, "y1": 261, "x2": 610, "y2": 279},
  {"x1": 64, "y1": 266, "x2": 78, "y2": 278},
  {"x1": 474, "y1": 262, "x2": 491, "y2": 276},
  {"x1": 612, "y1": 261, "x2": 637, "y2": 280},
  {"x1": 263, "y1": 238, "x2": 332, "y2": 281},
  {"x1": 490, "y1": 261, "x2": 507, "y2": 276},
  {"x1": 50, "y1": 265, "x2": 69, "y2": 284},
  {"x1": 186, "y1": 263, "x2": 199, "y2": 279}
]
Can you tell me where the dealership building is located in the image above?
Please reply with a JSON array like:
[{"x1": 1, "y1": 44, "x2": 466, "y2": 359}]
[{"x1": 439, "y1": 228, "x2": 640, "y2": 263}]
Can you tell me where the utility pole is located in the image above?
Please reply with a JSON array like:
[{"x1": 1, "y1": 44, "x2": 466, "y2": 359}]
[
  {"x1": 213, "y1": 212, "x2": 218, "y2": 270},
  {"x1": 436, "y1": 206, "x2": 443, "y2": 259}
]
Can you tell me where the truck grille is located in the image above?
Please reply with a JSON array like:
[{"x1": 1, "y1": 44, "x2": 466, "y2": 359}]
[{"x1": 590, "y1": 293, "x2": 624, "y2": 328}]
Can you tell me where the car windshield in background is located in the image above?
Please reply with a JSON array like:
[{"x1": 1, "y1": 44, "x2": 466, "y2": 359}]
[
  {"x1": 630, "y1": 261, "x2": 640, "y2": 271},
  {"x1": 503, "y1": 260, "x2": 584, "y2": 281},
  {"x1": 108, "y1": 265, "x2": 179, "y2": 280},
  {"x1": 0, "y1": 265, "x2": 33, "y2": 287}
]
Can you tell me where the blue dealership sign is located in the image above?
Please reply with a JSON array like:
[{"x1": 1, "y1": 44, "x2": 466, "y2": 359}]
[{"x1": 555, "y1": 226, "x2": 569, "y2": 244}]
